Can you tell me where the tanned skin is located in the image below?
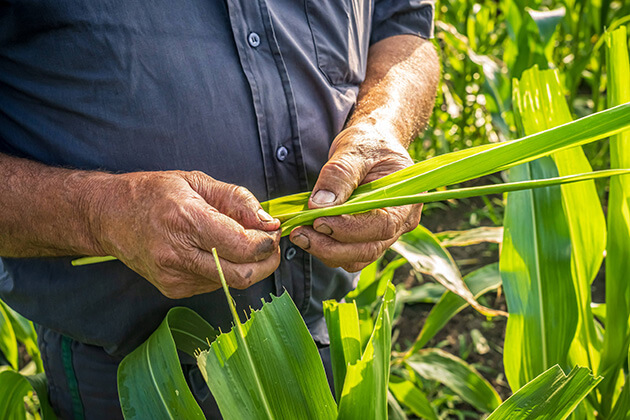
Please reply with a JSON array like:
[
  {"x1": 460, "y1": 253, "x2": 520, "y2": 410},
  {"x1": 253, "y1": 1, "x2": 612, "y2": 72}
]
[
  {"x1": 290, "y1": 35, "x2": 440, "y2": 271},
  {"x1": 0, "y1": 34, "x2": 439, "y2": 298}
]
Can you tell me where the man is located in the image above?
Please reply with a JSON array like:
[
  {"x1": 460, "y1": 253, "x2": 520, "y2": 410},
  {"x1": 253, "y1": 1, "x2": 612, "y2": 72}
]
[{"x1": 0, "y1": 0, "x2": 439, "y2": 418}]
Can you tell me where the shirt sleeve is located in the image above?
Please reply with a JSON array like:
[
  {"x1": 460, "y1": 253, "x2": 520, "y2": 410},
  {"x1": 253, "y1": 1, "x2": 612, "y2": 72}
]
[{"x1": 370, "y1": 0, "x2": 435, "y2": 45}]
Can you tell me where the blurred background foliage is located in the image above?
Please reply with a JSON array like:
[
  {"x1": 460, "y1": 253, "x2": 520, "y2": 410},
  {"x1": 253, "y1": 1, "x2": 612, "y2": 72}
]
[{"x1": 417, "y1": 0, "x2": 630, "y2": 168}]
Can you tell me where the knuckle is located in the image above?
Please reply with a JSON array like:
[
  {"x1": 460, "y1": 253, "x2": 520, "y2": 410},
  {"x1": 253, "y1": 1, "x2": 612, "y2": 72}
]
[
  {"x1": 321, "y1": 158, "x2": 360, "y2": 189},
  {"x1": 358, "y1": 241, "x2": 385, "y2": 263},
  {"x1": 379, "y1": 211, "x2": 401, "y2": 239},
  {"x1": 154, "y1": 248, "x2": 180, "y2": 269}
]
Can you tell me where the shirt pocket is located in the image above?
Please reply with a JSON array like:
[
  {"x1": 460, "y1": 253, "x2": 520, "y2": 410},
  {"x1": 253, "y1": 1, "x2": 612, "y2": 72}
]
[{"x1": 305, "y1": 0, "x2": 373, "y2": 87}]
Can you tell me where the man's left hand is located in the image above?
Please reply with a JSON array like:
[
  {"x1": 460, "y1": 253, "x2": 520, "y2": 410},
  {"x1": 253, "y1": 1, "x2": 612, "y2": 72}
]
[{"x1": 289, "y1": 125, "x2": 422, "y2": 272}]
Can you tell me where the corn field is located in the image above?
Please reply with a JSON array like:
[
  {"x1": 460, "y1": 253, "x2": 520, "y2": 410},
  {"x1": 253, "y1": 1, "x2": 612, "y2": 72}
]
[{"x1": 1, "y1": 1, "x2": 630, "y2": 419}]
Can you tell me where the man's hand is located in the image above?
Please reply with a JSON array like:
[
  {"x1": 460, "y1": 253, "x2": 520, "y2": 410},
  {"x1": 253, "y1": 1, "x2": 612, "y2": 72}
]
[
  {"x1": 0, "y1": 152, "x2": 281, "y2": 300},
  {"x1": 89, "y1": 171, "x2": 281, "y2": 299},
  {"x1": 289, "y1": 126, "x2": 421, "y2": 272},
  {"x1": 289, "y1": 35, "x2": 439, "y2": 271}
]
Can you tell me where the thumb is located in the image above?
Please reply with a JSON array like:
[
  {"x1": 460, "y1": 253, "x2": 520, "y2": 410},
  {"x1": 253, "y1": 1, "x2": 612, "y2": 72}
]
[
  {"x1": 309, "y1": 153, "x2": 370, "y2": 209},
  {"x1": 184, "y1": 171, "x2": 280, "y2": 231}
]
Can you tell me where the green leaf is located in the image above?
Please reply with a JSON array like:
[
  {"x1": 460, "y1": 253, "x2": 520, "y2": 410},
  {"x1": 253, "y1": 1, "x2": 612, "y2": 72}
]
[
  {"x1": 0, "y1": 303, "x2": 18, "y2": 370},
  {"x1": 600, "y1": 26, "x2": 630, "y2": 416},
  {"x1": 197, "y1": 292, "x2": 337, "y2": 420},
  {"x1": 195, "y1": 250, "x2": 337, "y2": 420},
  {"x1": 118, "y1": 307, "x2": 215, "y2": 419},
  {"x1": 0, "y1": 369, "x2": 57, "y2": 420},
  {"x1": 387, "y1": 390, "x2": 408, "y2": 420},
  {"x1": 0, "y1": 368, "x2": 30, "y2": 420},
  {"x1": 405, "y1": 348, "x2": 502, "y2": 413},
  {"x1": 436, "y1": 226, "x2": 504, "y2": 247},
  {"x1": 74, "y1": 99, "x2": 630, "y2": 268},
  {"x1": 24, "y1": 373, "x2": 57, "y2": 420},
  {"x1": 277, "y1": 103, "x2": 630, "y2": 234},
  {"x1": 396, "y1": 283, "x2": 446, "y2": 305},
  {"x1": 501, "y1": 67, "x2": 585, "y2": 390},
  {"x1": 527, "y1": 7, "x2": 565, "y2": 45},
  {"x1": 486, "y1": 365, "x2": 601, "y2": 419},
  {"x1": 336, "y1": 283, "x2": 396, "y2": 420},
  {"x1": 409, "y1": 263, "x2": 502, "y2": 353},
  {"x1": 345, "y1": 257, "x2": 405, "y2": 308},
  {"x1": 323, "y1": 300, "x2": 362, "y2": 402},
  {"x1": 520, "y1": 68, "x2": 605, "y2": 378},
  {"x1": 392, "y1": 225, "x2": 505, "y2": 318},
  {"x1": 0, "y1": 300, "x2": 43, "y2": 372},
  {"x1": 389, "y1": 375, "x2": 438, "y2": 420},
  {"x1": 590, "y1": 303, "x2": 606, "y2": 326}
]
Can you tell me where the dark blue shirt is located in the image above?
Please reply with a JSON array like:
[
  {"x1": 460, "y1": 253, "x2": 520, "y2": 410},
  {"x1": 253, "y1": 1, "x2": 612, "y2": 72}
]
[{"x1": 0, "y1": 0, "x2": 434, "y2": 356}]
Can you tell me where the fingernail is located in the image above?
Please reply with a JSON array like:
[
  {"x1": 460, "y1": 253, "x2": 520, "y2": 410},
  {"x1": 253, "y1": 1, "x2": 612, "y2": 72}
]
[
  {"x1": 315, "y1": 223, "x2": 333, "y2": 236},
  {"x1": 257, "y1": 208, "x2": 274, "y2": 222},
  {"x1": 312, "y1": 190, "x2": 336, "y2": 205},
  {"x1": 291, "y1": 234, "x2": 310, "y2": 250}
]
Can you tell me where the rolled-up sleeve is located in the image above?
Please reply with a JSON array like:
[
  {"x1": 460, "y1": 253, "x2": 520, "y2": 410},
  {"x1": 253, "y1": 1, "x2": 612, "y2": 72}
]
[{"x1": 370, "y1": 0, "x2": 435, "y2": 45}]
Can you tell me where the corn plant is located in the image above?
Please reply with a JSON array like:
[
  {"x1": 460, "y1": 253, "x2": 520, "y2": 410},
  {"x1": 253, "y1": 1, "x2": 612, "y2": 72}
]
[
  {"x1": 501, "y1": 27, "x2": 630, "y2": 419},
  {"x1": 117, "y1": 247, "x2": 603, "y2": 419},
  {"x1": 0, "y1": 299, "x2": 55, "y2": 419}
]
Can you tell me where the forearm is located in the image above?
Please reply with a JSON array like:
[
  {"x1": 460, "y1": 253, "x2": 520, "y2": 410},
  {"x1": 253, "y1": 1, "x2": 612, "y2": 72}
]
[
  {"x1": 0, "y1": 153, "x2": 107, "y2": 258},
  {"x1": 346, "y1": 35, "x2": 440, "y2": 148}
]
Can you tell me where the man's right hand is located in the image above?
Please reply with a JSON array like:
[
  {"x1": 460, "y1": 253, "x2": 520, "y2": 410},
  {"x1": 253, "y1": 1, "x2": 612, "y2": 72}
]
[{"x1": 86, "y1": 170, "x2": 281, "y2": 299}]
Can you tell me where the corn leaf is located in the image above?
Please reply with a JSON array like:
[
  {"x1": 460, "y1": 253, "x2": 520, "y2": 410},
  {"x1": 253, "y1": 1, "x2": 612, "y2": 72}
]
[
  {"x1": 118, "y1": 307, "x2": 214, "y2": 419},
  {"x1": 486, "y1": 365, "x2": 601, "y2": 419},
  {"x1": 387, "y1": 390, "x2": 408, "y2": 420},
  {"x1": 396, "y1": 283, "x2": 446, "y2": 305},
  {"x1": 0, "y1": 303, "x2": 18, "y2": 370},
  {"x1": 436, "y1": 226, "x2": 504, "y2": 247},
  {"x1": 0, "y1": 300, "x2": 43, "y2": 372},
  {"x1": 344, "y1": 257, "x2": 405, "y2": 308},
  {"x1": 196, "y1": 250, "x2": 337, "y2": 420},
  {"x1": 521, "y1": 68, "x2": 606, "y2": 384},
  {"x1": 501, "y1": 68, "x2": 587, "y2": 390},
  {"x1": 335, "y1": 282, "x2": 396, "y2": 420},
  {"x1": 405, "y1": 348, "x2": 502, "y2": 413},
  {"x1": 323, "y1": 300, "x2": 362, "y2": 402},
  {"x1": 0, "y1": 368, "x2": 57, "y2": 420},
  {"x1": 392, "y1": 225, "x2": 506, "y2": 318},
  {"x1": 599, "y1": 26, "x2": 630, "y2": 416},
  {"x1": 389, "y1": 374, "x2": 438, "y2": 420},
  {"x1": 74, "y1": 99, "x2": 630, "y2": 268},
  {"x1": 408, "y1": 263, "x2": 502, "y2": 354},
  {"x1": 0, "y1": 368, "x2": 30, "y2": 420},
  {"x1": 275, "y1": 102, "x2": 630, "y2": 234}
]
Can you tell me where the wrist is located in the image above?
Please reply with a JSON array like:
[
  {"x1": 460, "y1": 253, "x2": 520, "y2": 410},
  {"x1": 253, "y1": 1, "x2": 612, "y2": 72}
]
[
  {"x1": 331, "y1": 122, "x2": 410, "y2": 161},
  {"x1": 66, "y1": 170, "x2": 119, "y2": 256}
]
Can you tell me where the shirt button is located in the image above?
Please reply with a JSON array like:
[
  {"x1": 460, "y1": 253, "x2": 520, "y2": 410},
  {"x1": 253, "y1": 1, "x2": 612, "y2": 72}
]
[
  {"x1": 276, "y1": 146, "x2": 288, "y2": 162},
  {"x1": 248, "y1": 32, "x2": 261, "y2": 48},
  {"x1": 285, "y1": 247, "x2": 297, "y2": 261}
]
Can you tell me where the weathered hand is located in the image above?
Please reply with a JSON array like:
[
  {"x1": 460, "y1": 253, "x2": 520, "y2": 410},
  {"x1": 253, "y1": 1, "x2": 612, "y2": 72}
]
[
  {"x1": 87, "y1": 170, "x2": 281, "y2": 299},
  {"x1": 289, "y1": 125, "x2": 422, "y2": 272}
]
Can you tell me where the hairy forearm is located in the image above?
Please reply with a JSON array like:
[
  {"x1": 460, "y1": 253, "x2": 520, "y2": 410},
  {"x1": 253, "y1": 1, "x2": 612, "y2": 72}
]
[
  {"x1": 0, "y1": 153, "x2": 108, "y2": 257},
  {"x1": 347, "y1": 35, "x2": 440, "y2": 147}
]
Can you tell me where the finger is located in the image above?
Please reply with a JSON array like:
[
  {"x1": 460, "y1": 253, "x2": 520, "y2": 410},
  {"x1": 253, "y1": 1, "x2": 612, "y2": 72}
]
[
  {"x1": 309, "y1": 152, "x2": 370, "y2": 209},
  {"x1": 312, "y1": 205, "x2": 415, "y2": 243},
  {"x1": 185, "y1": 201, "x2": 281, "y2": 264},
  {"x1": 184, "y1": 171, "x2": 280, "y2": 231},
  {"x1": 290, "y1": 226, "x2": 392, "y2": 269},
  {"x1": 186, "y1": 247, "x2": 281, "y2": 290},
  {"x1": 154, "y1": 248, "x2": 281, "y2": 299}
]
